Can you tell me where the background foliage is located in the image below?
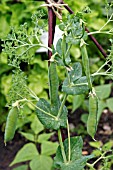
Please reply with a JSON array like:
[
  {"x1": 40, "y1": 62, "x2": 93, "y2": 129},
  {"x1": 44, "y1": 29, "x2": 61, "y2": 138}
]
[{"x1": 0, "y1": 0, "x2": 113, "y2": 169}]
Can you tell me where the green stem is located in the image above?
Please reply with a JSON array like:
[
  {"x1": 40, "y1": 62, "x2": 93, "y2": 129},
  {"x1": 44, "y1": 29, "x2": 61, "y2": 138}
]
[
  {"x1": 86, "y1": 163, "x2": 95, "y2": 170},
  {"x1": 65, "y1": 44, "x2": 72, "y2": 59},
  {"x1": 57, "y1": 94, "x2": 67, "y2": 119},
  {"x1": 61, "y1": 35, "x2": 66, "y2": 63},
  {"x1": 28, "y1": 101, "x2": 57, "y2": 120},
  {"x1": 92, "y1": 152, "x2": 106, "y2": 166},
  {"x1": 88, "y1": 31, "x2": 113, "y2": 35},
  {"x1": 67, "y1": 119, "x2": 71, "y2": 162},
  {"x1": 58, "y1": 129, "x2": 67, "y2": 163},
  {"x1": 94, "y1": 60, "x2": 110, "y2": 73}
]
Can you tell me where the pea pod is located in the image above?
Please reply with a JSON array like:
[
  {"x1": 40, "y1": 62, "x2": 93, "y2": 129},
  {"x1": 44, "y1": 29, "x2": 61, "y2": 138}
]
[
  {"x1": 4, "y1": 107, "x2": 18, "y2": 143},
  {"x1": 87, "y1": 91, "x2": 98, "y2": 140},
  {"x1": 49, "y1": 62, "x2": 59, "y2": 115},
  {"x1": 80, "y1": 39, "x2": 92, "y2": 91}
]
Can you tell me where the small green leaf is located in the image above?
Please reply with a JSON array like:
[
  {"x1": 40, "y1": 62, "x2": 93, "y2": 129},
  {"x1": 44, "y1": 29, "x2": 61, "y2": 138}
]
[
  {"x1": 89, "y1": 141, "x2": 102, "y2": 149},
  {"x1": 81, "y1": 114, "x2": 88, "y2": 124},
  {"x1": 56, "y1": 38, "x2": 62, "y2": 56},
  {"x1": 106, "y1": 97, "x2": 113, "y2": 112},
  {"x1": 10, "y1": 143, "x2": 39, "y2": 166},
  {"x1": 92, "y1": 149, "x2": 102, "y2": 157},
  {"x1": 102, "y1": 141, "x2": 113, "y2": 151},
  {"x1": 97, "y1": 100, "x2": 107, "y2": 122},
  {"x1": 69, "y1": 62, "x2": 82, "y2": 82},
  {"x1": 41, "y1": 141, "x2": 58, "y2": 156},
  {"x1": 38, "y1": 132, "x2": 54, "y2": 143},
  {"x1": 95, "y1": 84, "x2": 111, "y2": 100},
  {"x1": 31, "y1": 115, "x2": 44, "y2": 135},
  {"x1": 13, "y1": 165, "x2": 28, "y2": 170},
  {"x1": 62, "y1": 76, "x2": 89, "y2": 95},
  {"x1": 20, "y1": 132, "x2": 35, "y2": 142},
  {"x1": 30, "y1": 155, "x2": 53, "y2": 170},
  {"x1": 36, "y1": 98, "x2": 67, "y2": 130},
  {"x1": 72, "y1": 94, "x2": 84, "y2": 112}
]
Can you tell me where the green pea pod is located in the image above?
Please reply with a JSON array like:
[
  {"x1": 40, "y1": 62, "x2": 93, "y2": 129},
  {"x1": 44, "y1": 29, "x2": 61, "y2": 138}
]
[
  {"x1": 80, "y1": 40, "x2": 92, "y2": 91},
  {"x1": 49, "y1": 62, "x2": 59, "y2": 115},
  {"x1": 87, "y1": 91, "x2": 98, "y2": 140},
  {"x1": 4, "y1": 107, "x2": 18, "y2": 143}
]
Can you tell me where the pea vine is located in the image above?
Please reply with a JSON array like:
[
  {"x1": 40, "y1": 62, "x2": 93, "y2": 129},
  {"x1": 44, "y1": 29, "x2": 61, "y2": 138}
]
[{"x1": 3, "y1": 2, "x2": 113, "y2": 170}]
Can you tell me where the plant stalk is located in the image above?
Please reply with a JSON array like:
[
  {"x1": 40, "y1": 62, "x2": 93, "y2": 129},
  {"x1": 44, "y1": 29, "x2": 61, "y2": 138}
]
[
  {"x1": 58, "y1": 129, "x2": 67, "y2": 163},
  {"x1": 67, "y1": 119, "x2": 71, "y2": 162},
  {"x1": 57, "y1": 94, "x2": 67, "y2": 119}
]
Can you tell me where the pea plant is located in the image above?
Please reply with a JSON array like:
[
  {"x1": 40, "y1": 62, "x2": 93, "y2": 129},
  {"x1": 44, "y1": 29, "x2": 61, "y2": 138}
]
[{"x1": 3, "y1": 1, "x2": 113, "y2": 170}]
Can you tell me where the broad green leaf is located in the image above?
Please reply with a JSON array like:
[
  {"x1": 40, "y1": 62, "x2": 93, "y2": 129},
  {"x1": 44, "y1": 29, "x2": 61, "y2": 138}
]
[
  {"x1": 54, "y1": 136, "x2": 92, "y2": 170},
  {"x1": 10, "y1": 143, "x2": 39, "y2": 166},
  {"x1": 95, "y1": 84, "x2": 111, "y2": 100},
  {"x1": 30, "y1": 155, "x2": 53, "y2": 170},
  {"x1": 49, "y1": 62, "x2": 59, "y2": 115},
  {"x1": 56, "y1": 38, "x2": 62, "y2": 56},
  {"x1": 72, "y1": 94, "x2": 84, "y2": 112},
  {"x1": 20, "y1": 132, "x2": 35, "y2": 142},
  {"x1": 31, "y1": 115, "x2": 44, "y2": 135},
  {"x1": 106, "y1": 97, "x2": 113, "y2": 112},
  {"x1": 41, "y1": 141, "x2": 58, "y2": 156},
  {"x1": 38, "y1": 132, "x2": 54, "y2": 143},
  {"x1": 69, "y1": 62, "x2": 82, "y2": 82},
  {"x1": 62, "y1": 76, "x2": 89, "y2": 95},
  {"x1": 60, "y1": 156, "x2": 92, "y2": 170},
  {"x1": 13, "y1": 165, "x2": 28, "y2": 170},
  {"x1": 36, "y1": 98, "x2": 67, "y2": 130}
]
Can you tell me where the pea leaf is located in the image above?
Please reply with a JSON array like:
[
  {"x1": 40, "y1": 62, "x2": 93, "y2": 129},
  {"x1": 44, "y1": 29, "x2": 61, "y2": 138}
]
[
  {"x1": 69, "y1": 62, "x2": 82, "y2": 82},
  {"x1": 54, "y1": 38, "x2": 71, "y2": 66},
  {"x1": 62, "y1": 76, "x2": 89, "y2": 95},
  {"x1": 10, "y1": 143, "x2": 39, "y2": 166},
  {"x1": 36, "y1": 98, "x2": 67, "y2": 130},
  {"x1": 41, "y1": 141, "x2": 58, "y2": 156},
  {"x1": 30, "y1": 155, "x2": 53, "y2": 170},
  {"x1": 54, "y1": 136, "x2": 93, "y2": 170}
]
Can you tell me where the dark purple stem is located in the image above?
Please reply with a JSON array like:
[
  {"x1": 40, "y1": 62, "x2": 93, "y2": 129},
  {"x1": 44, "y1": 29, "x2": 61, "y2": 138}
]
[
  {"x1": 62, "y1": 0, "x2": 107, "y2": 58},
  {"x1": 48, "y1": 7, "x2": 56, "y2": 64}
]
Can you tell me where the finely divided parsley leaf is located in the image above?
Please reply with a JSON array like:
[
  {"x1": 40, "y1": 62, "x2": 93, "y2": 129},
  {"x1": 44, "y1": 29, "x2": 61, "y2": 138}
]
[
  {"x1": 54, "y1": 136, "x2": 93, "y2": 170},
  {"x1": 36, "y1": 98, "x2": 67, "y2": 130},
  {"x1": 3, "y1": 10, "x2": 47, "y2": 68},
  {"x1": 7, "y1": 69, "x2": 29, "y2": 105}
]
